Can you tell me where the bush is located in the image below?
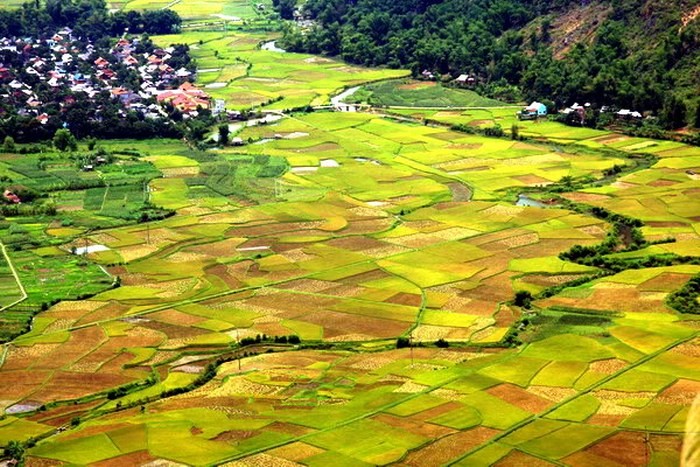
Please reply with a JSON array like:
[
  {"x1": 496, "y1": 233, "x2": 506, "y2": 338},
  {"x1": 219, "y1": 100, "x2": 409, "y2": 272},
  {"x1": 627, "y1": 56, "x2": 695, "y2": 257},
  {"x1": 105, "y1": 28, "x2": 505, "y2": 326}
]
[
  {"x1": 3, "y1": 440, "x2": 24, "y2": 461},
  {"x1": 514, "y1": 290, "x2": 532, "y2": 308},
  {"x1": 2, "y1": 136, "x2": 15, "y2": 153},
  {"x1": 396, "y1": 337, "x2": 410, "y2": 348},
  {"x1": 511, "y1": 124, "x2": 519, "y2": 140},
  {"x1": 484, "y1": 124, "x2": 504, "y2": 137}
]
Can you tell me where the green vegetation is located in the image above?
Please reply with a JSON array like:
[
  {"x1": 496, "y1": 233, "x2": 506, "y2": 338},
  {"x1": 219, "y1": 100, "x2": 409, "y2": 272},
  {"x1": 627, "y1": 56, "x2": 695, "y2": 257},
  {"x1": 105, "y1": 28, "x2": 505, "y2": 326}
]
[
  {"x1": 279, "y1": 0, "x2": 700, "y2": 129},
  {"x1": 667, "y1": 273, "x2": 700, "y2": 314},
  {"x1": 348, "y1": 79, "x2": 505, "y2": 107},
  {"x1": 0, "y1": 2, "x2": 697, "y2": 466}
]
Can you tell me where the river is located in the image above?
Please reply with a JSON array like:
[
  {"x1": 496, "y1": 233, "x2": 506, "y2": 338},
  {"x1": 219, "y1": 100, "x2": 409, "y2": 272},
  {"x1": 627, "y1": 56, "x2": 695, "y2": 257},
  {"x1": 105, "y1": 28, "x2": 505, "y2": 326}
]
[{"x1": 261, "y1": 41, "x2": 286, "y2": 53}]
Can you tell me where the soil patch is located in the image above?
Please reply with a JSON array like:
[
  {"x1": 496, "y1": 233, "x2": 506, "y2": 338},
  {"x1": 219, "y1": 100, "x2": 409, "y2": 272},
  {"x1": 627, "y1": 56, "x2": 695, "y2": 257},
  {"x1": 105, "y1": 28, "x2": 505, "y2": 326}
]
[
  {"x1": 411, "y1": 401, "x2": 464, "y2": 421},
  {"x1": 487, "y1": 383, "x2": 553, "y2": 412},
  {"x1": 92, "y1": 451, "x2": 157, "y2": 467},
  {"x1": 448, "y1": 182, "x2": 472, "y2": 202},
  {"x1": 373, "y1": 413, "x2": 455, "y2": 439},
  {"x1": 212, "y1": 429, "x2": 260, "y2": 442},
  {"x1": 386, "y1": 292, "x2": 422, "y2": 307},
  {"x1": 268, "y1": 442, "x2": 325, "y2": 461},
  {"x1": 584, "y1": 431, "x2": 648, "y2": 466},
  {"x1": 495, "y1": 450, "x2": 557, "y2": 466},
  {"x1": 402, "y1": 427, "x2": 499, "y2": 466}
]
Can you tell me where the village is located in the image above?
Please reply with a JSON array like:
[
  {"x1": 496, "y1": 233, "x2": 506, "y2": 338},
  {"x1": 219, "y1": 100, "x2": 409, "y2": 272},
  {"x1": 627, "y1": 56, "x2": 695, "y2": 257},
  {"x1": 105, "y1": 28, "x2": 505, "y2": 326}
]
[{"x1": 0, "y1": 28, "x2": 212, "y2": 137}]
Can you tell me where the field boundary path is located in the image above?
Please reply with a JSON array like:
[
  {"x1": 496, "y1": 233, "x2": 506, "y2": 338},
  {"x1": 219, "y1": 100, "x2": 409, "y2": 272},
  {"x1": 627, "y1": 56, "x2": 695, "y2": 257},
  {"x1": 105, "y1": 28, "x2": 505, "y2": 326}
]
[
  {"x1": 162, "y1": 0, "x2": 182, "y2": 10},
  {"x1": 0, "y1": 240, "x2": 27, "y2": 312}
]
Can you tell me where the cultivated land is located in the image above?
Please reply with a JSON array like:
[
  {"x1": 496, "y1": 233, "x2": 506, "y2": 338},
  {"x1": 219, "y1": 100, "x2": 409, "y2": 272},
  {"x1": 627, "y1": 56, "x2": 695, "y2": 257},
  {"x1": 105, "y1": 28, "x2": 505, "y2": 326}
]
[{"x1": 0, "y1": 2, "x2": 699, "y2": 466}]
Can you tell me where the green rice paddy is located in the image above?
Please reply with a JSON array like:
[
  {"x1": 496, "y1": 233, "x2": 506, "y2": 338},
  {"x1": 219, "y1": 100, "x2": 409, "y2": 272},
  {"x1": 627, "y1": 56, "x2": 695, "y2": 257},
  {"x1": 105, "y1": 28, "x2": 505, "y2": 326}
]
[{"x1": 0, "y1": 2, "x2": 698, "y2": 465}]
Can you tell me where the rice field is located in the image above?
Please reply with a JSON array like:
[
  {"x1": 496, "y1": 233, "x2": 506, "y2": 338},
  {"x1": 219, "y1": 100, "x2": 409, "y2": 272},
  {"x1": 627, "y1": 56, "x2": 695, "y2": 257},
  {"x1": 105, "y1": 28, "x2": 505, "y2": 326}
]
[
  {"x1": 0, "y1": 247, "x2": 22, "y2": 309},
  {"x1": 152, "y1": 31, "x2": 410, "y2": 110},
  {"x1": 0, "y1": 5, "x2": 698, "y2": 465}
]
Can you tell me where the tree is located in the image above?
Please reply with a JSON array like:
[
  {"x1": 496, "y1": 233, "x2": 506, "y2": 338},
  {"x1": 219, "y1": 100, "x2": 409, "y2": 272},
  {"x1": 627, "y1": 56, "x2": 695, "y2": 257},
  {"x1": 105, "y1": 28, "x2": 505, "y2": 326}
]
[
  {"x1": 660, "y1": 94, "x2": 687, "y2": 129},
  {"x1": 3, "y1": 440, "x2": 24, "y2": 461},
  {"x1": 53, "y1": 128, "x2": 78, "y2": 152},
  {"x1": 2, "y1": 136, "x2": 15, "y2": 153},
  {"x1": 274, "y1": 0, "x2": 296, "y2": 19},
  {"x1": 511, "y1": 124, "x2": 519, "y2": 140},
  {"x1": 695, "y1": 104, "x2": 700, "y2": 129},
  {"x1": 218, "y1": 124, "x2": 230, "y2": 146},
  {"x1": 396, "y1": 337, "x2": 410, "y2": 348},
  {"x1": 514, "y1": 290, "x2": 532, "y2": 308}
]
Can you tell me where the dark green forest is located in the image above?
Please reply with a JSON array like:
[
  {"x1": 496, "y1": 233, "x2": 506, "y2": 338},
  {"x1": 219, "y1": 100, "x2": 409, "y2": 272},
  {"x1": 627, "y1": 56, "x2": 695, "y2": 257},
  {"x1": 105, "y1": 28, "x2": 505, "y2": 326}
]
[
  {"x1": 276, "y1": 0, "x2": 700, "y2": 128},
  {"x1": 0, "y1": 0, "x2": 181, "y2": 39}
]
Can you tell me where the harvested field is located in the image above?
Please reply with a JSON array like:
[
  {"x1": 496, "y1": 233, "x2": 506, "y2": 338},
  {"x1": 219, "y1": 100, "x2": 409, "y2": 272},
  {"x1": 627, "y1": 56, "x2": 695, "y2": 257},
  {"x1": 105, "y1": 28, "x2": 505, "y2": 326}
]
[
  {"x1": 487, "y1": 384, "x2": 554, "y2": 412},
  {"x1": 401, "y1": 427, "x2": 499, "y2": 466}
]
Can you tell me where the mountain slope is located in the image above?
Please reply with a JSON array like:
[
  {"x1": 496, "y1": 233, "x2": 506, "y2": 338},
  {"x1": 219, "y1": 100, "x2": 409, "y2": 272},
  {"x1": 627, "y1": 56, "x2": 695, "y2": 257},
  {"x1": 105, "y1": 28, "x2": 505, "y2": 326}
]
[{"x1": 278, "y1": 0, "x2": 700, "y2": 126}]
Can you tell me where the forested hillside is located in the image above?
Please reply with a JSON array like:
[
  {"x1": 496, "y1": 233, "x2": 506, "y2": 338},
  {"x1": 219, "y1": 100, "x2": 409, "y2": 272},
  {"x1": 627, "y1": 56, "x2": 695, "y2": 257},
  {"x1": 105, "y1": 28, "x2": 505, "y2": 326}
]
[{"x1": 277, "y1": 0, "x2": 700, "y2": 128}]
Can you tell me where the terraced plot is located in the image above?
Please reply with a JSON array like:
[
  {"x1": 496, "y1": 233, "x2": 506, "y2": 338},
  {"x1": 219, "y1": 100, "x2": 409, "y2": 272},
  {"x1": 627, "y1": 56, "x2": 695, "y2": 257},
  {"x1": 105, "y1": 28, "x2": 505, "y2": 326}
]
[
  {"x1": 153, "y1": 32, "x2": 409, "y2": 110},
  {"x1": 0, "y1": 7, "x2": 698, "y2": 465}
]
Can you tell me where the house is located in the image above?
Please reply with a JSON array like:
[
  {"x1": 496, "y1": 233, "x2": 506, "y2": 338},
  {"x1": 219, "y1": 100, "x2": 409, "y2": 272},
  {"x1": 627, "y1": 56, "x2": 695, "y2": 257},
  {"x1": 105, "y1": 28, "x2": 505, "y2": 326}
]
[
  {"x1": 156, "y1": 82, "x2": 211, "y2": 114},
  {"x1": 118, "y1": 91, "x2": 142, "y2": 106},
  {"x1": 517, "y1": 101, "x2": 548, "y2": 120},
  {"x1": 455, "y1": 74, "x2": 476, "y2": 86},
  {"x1": 175, "y1": 68, "x2": 192, "y2": 78},
  {"x1": 94, "y1": 57, "x2": 109, "y2": 68},
  {"x1": 3, "y1": 190, "x2": 21, "y2": 204},
  {"x1": 616, "y1": 109, "x2": 642, "y2": 120},
  {"x1": 97, "y1": 69, "x2": 116, "y2": 80},
  {"x1": 110, "y1": 87, "x2": 130, "y2": 98},
  {"x1": 227, "y1": 110, "x2": 243, "y2": 120},
  {"x1": 36, "y1": 113, "x2": 49, "y2": 124},
  {"x1": 561, "y1": 103, "x2": 586, "y2": 124},
  {"x1": 123, "y1": 55, "x2": 139, "y2": 66},
  {"x1": 213, "y1": 99, "x2": 226, "y2": 115},
  {"x1": 147, "y1": 54, "x2": 162, "y2": 65},
  {"x1": 420, "y1": 69, "x2": 435, "y2": 80}
]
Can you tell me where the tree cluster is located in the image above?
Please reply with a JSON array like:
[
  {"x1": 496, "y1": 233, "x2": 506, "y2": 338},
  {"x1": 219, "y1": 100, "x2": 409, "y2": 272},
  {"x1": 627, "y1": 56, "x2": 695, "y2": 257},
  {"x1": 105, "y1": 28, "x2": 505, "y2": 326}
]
[
  {"x1": 277, "y1": 0, "x2": 699, "y2": 128},
  {"x1": 0, "y1": 0, "x2": 181, "y2": 40},
  {"x1": 667, "y1": 274, "x2": 700, "y2": 314},
  {"x1": 239, "y1": 334, "x2": 301, "y2": 346}
]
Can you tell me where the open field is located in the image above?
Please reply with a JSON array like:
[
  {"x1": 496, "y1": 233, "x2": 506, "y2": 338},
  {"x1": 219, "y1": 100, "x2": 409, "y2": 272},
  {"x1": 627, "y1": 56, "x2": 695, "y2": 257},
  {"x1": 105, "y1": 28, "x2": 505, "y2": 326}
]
[
  {"x1": 22, "y1": 336, "x2": 700, "y2": 465},
  {"x1": 0, "y1": 4, "x2": 698, "y2": 465},
  {"x1": 348, "y1": 79, "x2": 506, "y2": 108},
  {"x1": 1, "y1": 108, "x2": 696, "y2": 464},
  {"x1": 153, "y1": 31, "x2": 409, "y2": 111},
  {"x1": 0, "y1": 245, "x2": 22, "y2": 309}
]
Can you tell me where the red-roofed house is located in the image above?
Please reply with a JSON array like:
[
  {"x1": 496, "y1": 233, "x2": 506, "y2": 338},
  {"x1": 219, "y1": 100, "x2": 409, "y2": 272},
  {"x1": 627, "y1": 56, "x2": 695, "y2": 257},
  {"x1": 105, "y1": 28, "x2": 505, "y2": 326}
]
[
  {"x1": 123, "y1": 55, "x2": 139, "y2": 66},
  {"x1": 156, "y1": 82, "x2": 210, "y2": 114},
  {"x1": 94, "y1": 57, "x2": 109, "y2": 68},
  {"x1": 3, "y1": 190, "x2": 21, "y2": 204}
]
